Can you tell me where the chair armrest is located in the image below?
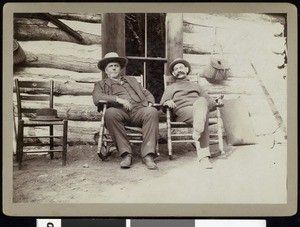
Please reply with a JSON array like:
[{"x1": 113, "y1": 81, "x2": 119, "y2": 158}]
[
  {"x1": 210, "y1": 95, "x2": 224, "y2": 112},
  {"x1": 152, "y1": 103, "x2": 162, "y2": 109},
  {"x1": 97, "y1": 100, "x2": 108, "y2": 112},
  {"x1": 215, "y1": 95, "x2": 224, "y2": 107},
  {"x1": 161, "y1": 104, "x2": 174, "y2": 113}
]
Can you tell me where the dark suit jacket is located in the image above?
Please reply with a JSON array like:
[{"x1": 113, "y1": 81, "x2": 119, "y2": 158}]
[{"x1": 92, "y1": 76, "x2": 155, "y2": 108}]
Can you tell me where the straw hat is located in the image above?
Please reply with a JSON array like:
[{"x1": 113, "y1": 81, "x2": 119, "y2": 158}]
[
  {"x1": 30, "y1": 108, "x2": 61, "y2": 121},
  {"x1": 97, "y1": 52, "x2": 128, "y2": 71},
  {"x1": 168, "y1": 58, "x2": 191, "y2": 76},
  {"x1": 13, "y1": 39, "x2": 26, "y2": 65}
]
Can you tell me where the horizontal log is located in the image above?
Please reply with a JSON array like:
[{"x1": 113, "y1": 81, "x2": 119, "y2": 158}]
[
  {"x1": 55, "y1": 97, "x2": 100, "y2": 121},
  {"x1": 190, "y1": 65, "x2": 255, "y2": 79},
  {"x1": 14, "y1": 13, "x2": 102, "y2": 23},
  {"x1": 183, "y1": 53, "x2": 255, "y2": 77},
  {"x1": 14, "y1": 73, "x2": 263, "y2": 97},
  {"x1": 14, "y1": 18, "x2": 48, "y2": 26},
  {"x1": 15, "y1": 24, "x2": 101, "y2": 45},
  {"x1": 19, "y1": 40, "x2": 101, "y2": 60},
  {"x1": 183, "y1": 21, "x2": 214, "y2": 33},
  {"x1": 17, "y1": 95, "x2": 278, "y2": 146},
  {"x1": 18, "y1": 41, "x2": 101, "y2": 72},
  {"x1": 46, "y1": 13, "x2": 102, "y2": 23},
  {"x1": 13, "y1": 78, "x2": 95, "y2": 95},
  {"x1": 14, "y1": 107, "x2": 101, "y2": 122},
  {"x1": 183, "y1": 45, "x2": 245, "y2": 55},
  {"x1": 195, "y1": 77, "x2": 264, "y2": 95},
  {"x1": 54, "y1": 81, "x2": 94, "y2": 96},
  {"x1": 14, "y1": 67, "x2": 102, "y2": 83},
  {"x1": 15, "y1": 17, "x2": 101, "y2": 36},
  {"x1": 21, "y1": 120, "x2": 99, "y2": 145},
  {"x1": 183, "y1": 13, "x2": 284, "y2": 31},
  {"x1": 22, "y1": 51, "x2": 100, "y2": 73},
  {"x1": 50, "y1": 19, "x2": 101, "y2": 36},
  {"x1": 183, "y1": 44, "x2": 211, "y2": 55}
]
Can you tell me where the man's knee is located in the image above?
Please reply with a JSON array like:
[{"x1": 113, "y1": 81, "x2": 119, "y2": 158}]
[
  {"x1": 141, "y1": 107, "x2": 159, "y2": 123},
  {"x1": 105, "y1": 108, "x2": 123, "y2": 121},
  {"x1": 194, "y1": 97, "x2": 208, "y2": 107},
  {"x1": 146, "y1": 107, "x2": 159, "y2": 118}
]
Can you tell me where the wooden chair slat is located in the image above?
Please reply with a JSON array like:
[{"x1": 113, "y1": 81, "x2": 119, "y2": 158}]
[
  {"x1": 20, "y1": 95, "x2": 50, "y2": 101},
  {"x1": 23, "y1": 149, "x2": 63, "y2": 153},
  {"x1": 23, "y1": 121, "x2": 64, "y2": 126},
  {"x1": 171, "y1": 133, "x2": 192, "y2": 137},
  {"x1": 21, "y1": 108, "x2": 39, "y2": 113},
  {"x1": 172, "y1": 140, "x2": 195, "y2": 143},
  {"x1": 24, "y1": 135, "x2": 64, "y2": 139},
  {"x1": 17, "y1": 81, "x2": 51, "y2": 88}
]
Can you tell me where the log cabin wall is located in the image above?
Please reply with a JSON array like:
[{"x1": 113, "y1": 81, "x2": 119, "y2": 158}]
[
  {"x1": 13, "y1": 13, "x2": 287, "y2": 147},
  {"x1": 181, "y1": 13, "x2": 287, "y2": 136},
  {"x1": 13, "y1": 13, "x2": 103, "y2": 145}
]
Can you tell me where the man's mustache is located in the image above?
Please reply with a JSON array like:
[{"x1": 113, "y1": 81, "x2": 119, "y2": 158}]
[{"x1": 175, "y1": 71, "x2": 186, "y2": 76}]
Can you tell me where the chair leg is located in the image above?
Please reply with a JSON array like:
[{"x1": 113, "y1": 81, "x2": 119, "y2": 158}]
[
  {"x1": 62, "y1": 120, "x2": 68, "y2": 166},
  {"x1": 97, "y1": 126, "x2": 104, "y2": 154},
  {"x1": 97, "y1": 131, "x2": 111, "y2": 161},
  {"x1": 16, "y1": 130, "x2": 20, "y2": 163},
  {"x1": 155, "y1": 142, "x2": 160, "y2": 156},
  {"x1": 166, "y1": 109, "x2": 173, "y2": 160},
  {"x1": 97, "y1": 105, "x2": 111, "y2": 161},
  {"x1": 49, "y1": 125, "x2": 54, "y2": 159},
  {"x1": 217, "y1": 107, "x2": 225, "y2": 154},
  {"x1": 17, "y1": 120, "x2": 24, "y2": 170}
]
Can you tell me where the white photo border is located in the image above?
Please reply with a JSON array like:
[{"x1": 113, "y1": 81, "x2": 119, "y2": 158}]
[{"x1": 3, "y1": 2, "x2": 297, "y2": 217}]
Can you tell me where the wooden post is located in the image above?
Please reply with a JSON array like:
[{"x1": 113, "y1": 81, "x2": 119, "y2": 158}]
[
  {"x1": 101, "y1": 13, "x2": 126, "y2": 76},
  {"x1": 166, "y1": 13, "x2": 183, "y2": 75}
]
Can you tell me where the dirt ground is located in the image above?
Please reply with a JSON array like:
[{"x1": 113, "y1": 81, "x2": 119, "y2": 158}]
[
  {"x1": 13, "y1": 134, "x2": 287, "y2": 205},
  {"x1": 13, "y1": 143, "x2": 201, "y2": 203}
]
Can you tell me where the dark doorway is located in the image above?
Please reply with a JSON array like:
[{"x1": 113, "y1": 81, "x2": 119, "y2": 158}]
[{"x1": 125, "y1": 13, "x2": 166, "y2": 102}]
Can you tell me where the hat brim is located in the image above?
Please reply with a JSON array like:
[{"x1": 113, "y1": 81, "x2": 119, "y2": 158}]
[
  {"x1": 97, "y1": 57, "x2": 128, "y2": 71},
  {"x1": 30, "y1": 117, "x2": 62, "y2": 121},
  {"x1": 169, "y1": 59, "x2": 191, "y2": 76},
  {"x1": 13, "y1": 40, "x2": 26, "y2": 65}
]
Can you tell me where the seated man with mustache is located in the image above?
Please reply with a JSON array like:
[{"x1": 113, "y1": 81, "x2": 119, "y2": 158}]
[{"x1": 160, "y1": 58, "x2": 220, "y2": 169}]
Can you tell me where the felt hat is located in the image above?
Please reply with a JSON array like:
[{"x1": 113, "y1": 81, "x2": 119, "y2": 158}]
[
  {"x1": 30, "y1": 108, "x2": 62, "y2": 121},
  {"x1": 13, "y1": 39, "x2": 26, "y2": 65},
  {"x1": 97, "y1": 52, "x2": 128, "y2": 71},
  {"x1": 168, "y1": 58, "x2": 191, "y2": 76}
]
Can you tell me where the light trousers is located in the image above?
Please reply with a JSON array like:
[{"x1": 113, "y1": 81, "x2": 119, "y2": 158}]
[{"x1": 175, "y1": 97, "x2": 211, "y2": 160}]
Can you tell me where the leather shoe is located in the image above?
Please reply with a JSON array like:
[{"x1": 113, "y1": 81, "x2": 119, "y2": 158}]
[
  {"x1": 143, "y1": 154, "x2": 157, "y2": 170},
  {"x1": 199, "y1": 157, "x2": 213, "y2": 169},
  {"x1": 120, "y1": 154, "x2": 132, "y2": 169}
]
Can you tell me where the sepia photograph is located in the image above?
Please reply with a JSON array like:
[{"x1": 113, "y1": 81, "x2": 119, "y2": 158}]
[{"x1": 3, "y1": 3, "x2": 297, "y2": 216}]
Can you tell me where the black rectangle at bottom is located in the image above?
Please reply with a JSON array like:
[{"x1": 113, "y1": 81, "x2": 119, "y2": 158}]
[{"x1": 62, "y1": 219, "x2": 126, "y2": 227}]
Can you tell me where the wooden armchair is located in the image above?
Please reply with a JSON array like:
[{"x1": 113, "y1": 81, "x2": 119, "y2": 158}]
[
  {"x1": 14, "y1": 79, "x2": 68, "y2": 169},
  {"x1": 163, "y1": 74, "x2": 224, "y2": 160},
  {"x1": 96, "y1": 75, "x2": 160, "y2": 160}
]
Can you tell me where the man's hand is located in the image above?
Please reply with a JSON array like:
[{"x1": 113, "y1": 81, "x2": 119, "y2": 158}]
[
  {"x1": 163, "y1": 100, "x2": 177, "y2": 109},
  {"x1": 214, "y1": 95, "x2": 224, "y2": 107},
  {"x1": 148, "y1": 102, "x2": 153, "y2": 107},
  {"x1": 116, "y1": 97, "x2": 132, "y2": 111}
]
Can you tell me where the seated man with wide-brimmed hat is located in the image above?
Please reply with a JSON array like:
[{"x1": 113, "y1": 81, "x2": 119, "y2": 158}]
[{"x1": 93, "y1": 52, "x2": 159, "y2": 170}]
